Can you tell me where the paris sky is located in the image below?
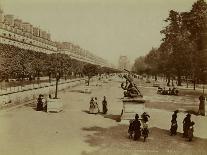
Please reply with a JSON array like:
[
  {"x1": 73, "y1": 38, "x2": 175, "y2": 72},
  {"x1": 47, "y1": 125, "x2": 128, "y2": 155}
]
[{"x1": 1, "y1": 0, "x2": 196, "y2": 66}]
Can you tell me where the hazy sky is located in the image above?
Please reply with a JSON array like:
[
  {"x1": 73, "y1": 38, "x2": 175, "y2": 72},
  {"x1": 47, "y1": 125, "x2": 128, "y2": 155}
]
[{"x1": 1, "y1": 0, "x2": 196, "y2": 65}]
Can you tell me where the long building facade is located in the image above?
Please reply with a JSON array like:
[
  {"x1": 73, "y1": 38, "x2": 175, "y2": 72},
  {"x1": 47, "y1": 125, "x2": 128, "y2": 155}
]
[
  {"x1": 56, "y1": 42, "x2": 109, "y2": 67},
  {"x1": 0, "y1": 8, "x2": 57, "y2": 54},
  {"x1": 0, "y1": 6, "x2": 112, "y2": 68}
]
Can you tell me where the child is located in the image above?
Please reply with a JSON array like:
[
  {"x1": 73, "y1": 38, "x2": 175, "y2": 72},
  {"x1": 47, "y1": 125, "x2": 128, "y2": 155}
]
[
  {"x1": 142, "y1": 122, "x2": 149, "y2": 142},
  {"x1": 141, "y1": 112, "x2": 150, "y2": 123},
  {"x1": 188, "y1": 121, "x2": 195, "y2": 141},
  {"x1": 128, "y1": 120, "x2": 134, "y2": 139}
]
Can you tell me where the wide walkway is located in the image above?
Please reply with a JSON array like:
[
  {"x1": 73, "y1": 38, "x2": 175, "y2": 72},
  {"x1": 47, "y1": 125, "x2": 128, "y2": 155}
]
[{"x1": 0, "y1": 78, "x2": 206, "y2": 155}]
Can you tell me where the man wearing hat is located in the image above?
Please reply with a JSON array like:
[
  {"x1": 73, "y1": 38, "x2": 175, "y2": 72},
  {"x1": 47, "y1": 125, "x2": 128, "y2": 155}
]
[
  {"x1": 132, "y1": 114, "x2": 141, "y2": 141},
  {"x1": 183, "y1": 113, "x2": 191, "y2": 138}
]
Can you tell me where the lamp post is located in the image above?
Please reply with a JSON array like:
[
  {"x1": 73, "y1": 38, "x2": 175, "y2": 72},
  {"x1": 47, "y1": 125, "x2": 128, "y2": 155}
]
[{"x1": 54, "y1": 72, "x2": 60, "y2": 99}]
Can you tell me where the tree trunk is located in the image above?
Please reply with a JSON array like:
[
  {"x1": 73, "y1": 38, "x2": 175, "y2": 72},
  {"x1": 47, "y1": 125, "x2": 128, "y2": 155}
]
[
  {"x1": 171, "y1": 79, "x2": 174, "y2": 86},
  {"x1": 186, "y1": 76, "x2": 188, "y2": 88},
  {"x1": 167, "y1": 76, "x2": 170, "y2": 86},
  {"x1": 193, "y1": 77, "x2": 196, "y2": 90},
  {"x1": 177, "y1": 75, "x2": 182, "y2": 86},
  {"x1": 49, "y1": 73, "x2": 51, "y2": 83},
  {"x1": 155, "y1": 75, "x2": 157, "y2": 81},
  {"x1": 55, "y1": 78, "x2": 59, "y2": 99},
  {"x1": 87, "y1": 77, "x2": 90, "y2": 86},
  {"x1": 37, "y1": 71, "x2": 40, "y2": 85}
]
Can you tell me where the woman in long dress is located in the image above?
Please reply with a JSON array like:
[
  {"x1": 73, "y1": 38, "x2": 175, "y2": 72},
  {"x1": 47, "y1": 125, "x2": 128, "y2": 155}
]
[
  {"x1": 89, "y1": 97, "x2": 95, "y2": 114},
  {"x1": 102, "y1": 96, "x2": 108, "y2": 114},
  {"x1": 93, "y1": 97, "x2": 99, "y2": 114},
  {"x1": 36, "y1": 94, "x2": 43, "y2": 111}
]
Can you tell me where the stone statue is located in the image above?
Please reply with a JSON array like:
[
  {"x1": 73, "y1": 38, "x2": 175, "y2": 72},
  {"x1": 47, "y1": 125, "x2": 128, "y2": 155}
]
[{"x1": 121, "y1": 74, "x2": 143, "y2": 98}]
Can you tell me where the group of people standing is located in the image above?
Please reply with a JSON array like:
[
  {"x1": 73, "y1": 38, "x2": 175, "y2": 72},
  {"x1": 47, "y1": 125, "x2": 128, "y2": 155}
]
[
  {"x1": 36, "y1": 94, "x2": 51, "y2": 112},
  {"x1": 89, "y1": 96, "x2": 108, "y2": 114},
  {"x1": 170, "y1": 110, "x2": 195, "y2": 141},
  {"x1": 128, "y1": 112, "x2": 150, "y2": 142}
]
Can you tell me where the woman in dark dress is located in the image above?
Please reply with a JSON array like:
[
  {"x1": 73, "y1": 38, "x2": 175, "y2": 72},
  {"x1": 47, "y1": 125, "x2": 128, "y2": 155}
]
[
  {"x1": 133, "y1": 114, "x2": 141, "y2": 141},
  {"x1": 102, "y1": 96, "x2": 108, "y2": 114},
  {"x1": 36, "y1": 94, "x2": 43, "y2": 111},
  {"x1": 183, "y1": 113, "x2": 191, "y2": 137}
]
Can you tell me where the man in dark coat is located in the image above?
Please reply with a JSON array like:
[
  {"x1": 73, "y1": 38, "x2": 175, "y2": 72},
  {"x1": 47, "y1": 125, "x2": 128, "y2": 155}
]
[{"x1": 133, "y1": 114, "x2": 141, "y2": 141}]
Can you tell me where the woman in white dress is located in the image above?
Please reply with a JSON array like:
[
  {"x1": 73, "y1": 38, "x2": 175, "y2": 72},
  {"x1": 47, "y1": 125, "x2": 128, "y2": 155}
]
[
  {"x1": 89, "y1": 97, "x2": 95, "y2": 114},
  {"x1": 93, "y1": 97, "x2": 99, "y2": 114}
]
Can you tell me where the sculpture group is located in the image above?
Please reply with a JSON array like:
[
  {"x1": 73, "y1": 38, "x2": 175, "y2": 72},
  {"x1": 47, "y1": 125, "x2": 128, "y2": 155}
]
[{"x1": 121, "y1": 74, "x2": 142, "y2": 98}]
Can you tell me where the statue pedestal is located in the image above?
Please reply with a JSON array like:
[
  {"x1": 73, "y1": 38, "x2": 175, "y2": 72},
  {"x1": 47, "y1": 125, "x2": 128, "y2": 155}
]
[{"x1": 121, "y1": 97, "x2": 145, "y2": 120}]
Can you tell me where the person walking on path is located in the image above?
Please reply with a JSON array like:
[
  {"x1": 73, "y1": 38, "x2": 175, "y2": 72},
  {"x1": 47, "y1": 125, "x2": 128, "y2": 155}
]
[
  {"x1": 94, "y1": 97, "x2": 100, "y2": 114},
  {"x1": 102, "y1": 96, "x2": 108, "y2": 114},
  {"x1": 141, "y1": 112, "x2": 150, "y2": 123},
  {"x1": 128, "y1": 120, "x2": 134, "y2": 139},
  {"x1": 198, "y1": 95, "x2": 205, "y2": 116},
  {"x1": 170, "y1": 110, "x2": 178, "y2": 135},
  {"x1": 183, "y1": 113, "x2": 191, "y2": 138},
  {"x1": 188, "y1": 121, "x2": 195, "y2": 141},
  {"x1": 133, "y1": 114, "x2": 141, "y2": 141},
  {"x1": 89, "y1": 97, "x2": 95, "y2": 114},
  {"x1": 171, "y1": 110, "x2": 178, "y2": 122},
  {"x1": 170, "y1": 120, "x2": 178, "y2": 136}
]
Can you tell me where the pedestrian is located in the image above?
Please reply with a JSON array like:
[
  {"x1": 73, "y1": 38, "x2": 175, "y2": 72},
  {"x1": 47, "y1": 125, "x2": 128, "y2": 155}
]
[
  {"x1": 94, "y1": 97, "x2": 99, "y2": 114},
  {"x1": 183, "y1": 113, "x2": 191, "y2": 138},
  {"x1": 141, "y1": 122, "x2": 149, "y2": 142},
  {"x1": 141, "y1": 112, "x2": 150, "y2": 123},
  {"x1": 188, "y1": 121, "x2": 195, "y2": 141},
  {"x1": 102, "y1": 96, "x2": 108, "y2": 114},
  {"x1": 171, "y1": 110, "x2": 178, "y2": 122},
  {"x1": 36, "y1": 94, "x2": 43, "y2": 111},
  {"x1": 41, "y1": 95, "x2": 47, "y2": 112},
  {"x1": 133, "y1": 114, "x2": 141, "y2": 141},
  {"x1": 170, "y1": 120, "x2": 178, "y2": 136},
  {"x1": 128, "y1": 120, "x2": 134, "y2": 139},
  {"x1": 198, "y1": 95, "x2": 205, "y2": 116},
  {"x1": 89, "y1": 97, "x2": 95, "y2": 114}
]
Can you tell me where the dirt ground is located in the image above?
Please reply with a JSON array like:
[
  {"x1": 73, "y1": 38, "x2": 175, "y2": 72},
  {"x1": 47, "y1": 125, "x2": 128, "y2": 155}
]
[{"x1": 0, "y1": 77, "x2": 206, "y2": 155}]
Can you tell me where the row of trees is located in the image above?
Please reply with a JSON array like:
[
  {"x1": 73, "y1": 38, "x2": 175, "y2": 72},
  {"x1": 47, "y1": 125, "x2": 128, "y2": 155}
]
[
  {"x1": 133, "y1": 0, "x2": 207, "y2": 89},
  {"x1": 0, "y1": 43, "x2": 117, "y2": 83}
]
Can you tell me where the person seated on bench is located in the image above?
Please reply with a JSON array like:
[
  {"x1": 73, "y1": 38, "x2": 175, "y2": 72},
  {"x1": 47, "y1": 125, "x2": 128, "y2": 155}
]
[{"x1": 36, "y1": 94, "x2": 43, "y2": 111}]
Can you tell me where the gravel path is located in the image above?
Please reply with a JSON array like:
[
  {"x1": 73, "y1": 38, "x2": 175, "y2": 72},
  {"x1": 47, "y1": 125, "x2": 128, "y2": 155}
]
[{"x1": 0, "y1": 78, "x2": 206, "y2": 155}]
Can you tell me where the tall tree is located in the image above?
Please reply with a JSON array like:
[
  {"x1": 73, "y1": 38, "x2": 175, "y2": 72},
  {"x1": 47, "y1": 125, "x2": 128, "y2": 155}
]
[{"x1": 82, "y1": 63, "x2": 99, "y2": 86}]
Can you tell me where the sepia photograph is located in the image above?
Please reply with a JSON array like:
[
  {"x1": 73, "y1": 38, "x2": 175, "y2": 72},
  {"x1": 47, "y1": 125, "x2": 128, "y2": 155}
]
[{"x1": 0, "y1": 0, "x2": 207, "y2": 154}]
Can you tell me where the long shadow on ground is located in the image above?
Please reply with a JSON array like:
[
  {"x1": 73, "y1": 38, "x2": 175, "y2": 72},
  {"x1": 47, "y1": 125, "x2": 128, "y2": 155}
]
[
  {"x1": 82, "y1": 125, "x2": 207, "y2": 155},
  {"x1": 82, "y1": 110, "x2": 121, "y2": 122}
]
